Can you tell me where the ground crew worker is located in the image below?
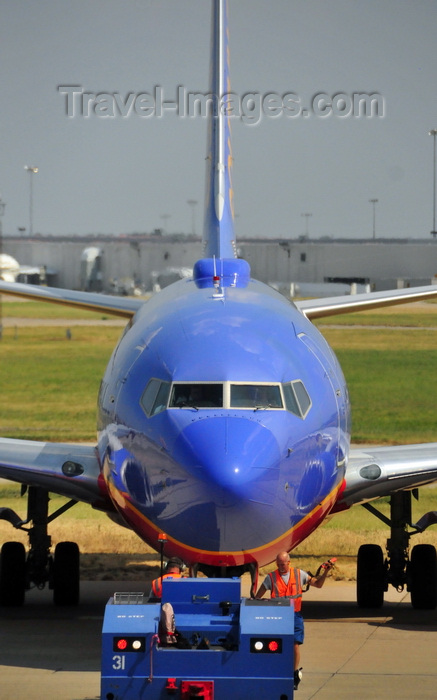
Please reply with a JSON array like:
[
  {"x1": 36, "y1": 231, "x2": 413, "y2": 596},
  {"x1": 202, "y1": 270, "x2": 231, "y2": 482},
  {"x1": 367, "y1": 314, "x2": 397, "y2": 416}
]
[
  {"x1": 149, "y1": 557, "x2": 185, "y2": 600},
  {"x1": 255, "y1": 550, "x2": 335, "y2": 691}
]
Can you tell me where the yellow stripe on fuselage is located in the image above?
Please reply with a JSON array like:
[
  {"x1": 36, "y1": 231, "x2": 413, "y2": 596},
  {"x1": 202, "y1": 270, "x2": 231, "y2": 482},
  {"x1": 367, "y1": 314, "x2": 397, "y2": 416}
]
[{"x1": 106, "y1": 475, "x2": 342, "y2": 561}]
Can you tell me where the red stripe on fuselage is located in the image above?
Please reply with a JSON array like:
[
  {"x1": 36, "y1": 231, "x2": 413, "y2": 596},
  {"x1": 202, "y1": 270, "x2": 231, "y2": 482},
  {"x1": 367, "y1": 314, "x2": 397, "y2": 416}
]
[{"x1": 105, "y1": 475, "x2": 343, "y2": 568}]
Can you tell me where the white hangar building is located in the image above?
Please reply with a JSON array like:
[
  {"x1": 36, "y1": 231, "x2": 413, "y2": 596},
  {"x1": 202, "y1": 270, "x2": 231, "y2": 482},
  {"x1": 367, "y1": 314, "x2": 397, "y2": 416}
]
[{"x1": 3, "y1": 235, "x2": 437, "y2": 294}]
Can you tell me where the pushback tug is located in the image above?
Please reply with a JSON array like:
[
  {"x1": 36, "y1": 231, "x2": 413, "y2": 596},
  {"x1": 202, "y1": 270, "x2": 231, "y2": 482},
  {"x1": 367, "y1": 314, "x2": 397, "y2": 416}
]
[{"x1": 101, "y1": 577, "x2": 295, "y2": 700}]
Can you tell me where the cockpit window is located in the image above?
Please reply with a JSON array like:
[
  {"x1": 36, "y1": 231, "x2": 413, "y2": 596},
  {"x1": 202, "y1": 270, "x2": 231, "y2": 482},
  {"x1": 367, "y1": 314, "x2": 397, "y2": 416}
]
[
  {"x1": 141, "y1": 379, "x2": 171, "y2": 417},
  {"x1": 169, "y1": 383, "x2": 223, "y2": 408},
  {"x1": 283, "y1": 380, "x2": 312, "y2": 418},
  {"x1": 293, "y1": 380, "x2": 311, "y2": 416},
  {"x1": 141, "y1": 379, "x2": 310, "y2": 417},
  {"x1": 230, "y1": 384, "x2": 283, "y2": 409}
]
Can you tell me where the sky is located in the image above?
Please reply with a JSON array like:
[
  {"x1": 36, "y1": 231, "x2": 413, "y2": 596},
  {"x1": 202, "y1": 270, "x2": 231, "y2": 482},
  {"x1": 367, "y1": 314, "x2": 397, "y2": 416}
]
[{"x1": 1, "y1": 0, "x2": 437, "y2": 241}]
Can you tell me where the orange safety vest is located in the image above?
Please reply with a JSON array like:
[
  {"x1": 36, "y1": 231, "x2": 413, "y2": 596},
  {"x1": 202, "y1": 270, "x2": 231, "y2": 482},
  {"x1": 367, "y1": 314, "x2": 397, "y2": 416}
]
[
  {"x1": 268, "y1": 567, "x2": 303, "y2": 611},
  {"x1": 151, "y1": 572, "x2": 182, "y2": 599}
]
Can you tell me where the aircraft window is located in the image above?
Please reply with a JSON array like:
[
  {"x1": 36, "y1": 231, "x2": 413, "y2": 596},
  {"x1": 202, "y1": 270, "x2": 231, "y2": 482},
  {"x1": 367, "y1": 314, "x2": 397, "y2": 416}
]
[
  {"x1": 294, "y1": 380, "x2": 311, "y2": 416},
  {"x1": 282, "y1": 384, "x2": 300, "y2": 416},
  {"x1": 169, "y1": 383, "x2": 223, "y2": 408},
  {"x1": 141, "y1": 379, "x2": 170, "y2": 417},
  {"x1": 230, "y1": 384, "x2": 283, "y2": 409},
  {"x1": 282, "y1": 381, "x2": 311, "y2": 418},
  {"x1": 151, "y1": 381, "x2": 170, "y2": 415}
]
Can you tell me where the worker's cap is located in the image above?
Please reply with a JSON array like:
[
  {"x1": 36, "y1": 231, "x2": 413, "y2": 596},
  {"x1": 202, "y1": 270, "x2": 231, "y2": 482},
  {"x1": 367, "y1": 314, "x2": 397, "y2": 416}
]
[{"x1": 165, "y1": 557, "x2": 185, "y2": 570}]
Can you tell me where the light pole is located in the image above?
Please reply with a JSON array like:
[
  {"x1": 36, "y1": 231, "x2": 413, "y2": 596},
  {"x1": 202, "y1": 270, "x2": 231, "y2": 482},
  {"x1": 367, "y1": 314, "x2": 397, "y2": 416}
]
[
  {"x1": 301, "y1": 212, "x2": 312, "y2": 237},
  {"x1": 0, "y1": 194, "x2": 6, "y2": 340},
  {"x1": 429, "y1": 129, "x2": 437, "y2": 238},
  {"x1": 187, "y1": 199, "x2": 198, "y2": 236},
  {"x1": 160, "y1": 214, "x2": 171, "y2": 235},
  {"x1": 369, "y1": 198, "x2": 378, "y2": 239},
  {"x1": 24, "y1": 165, "x2": 38, "y2": 236}
]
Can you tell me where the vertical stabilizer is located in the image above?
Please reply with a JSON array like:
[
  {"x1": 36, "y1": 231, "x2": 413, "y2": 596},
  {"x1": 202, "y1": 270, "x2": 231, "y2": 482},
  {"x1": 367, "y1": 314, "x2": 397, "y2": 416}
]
[{"x1": 203, "y1": 0, "x2": 236, "y2": 259}]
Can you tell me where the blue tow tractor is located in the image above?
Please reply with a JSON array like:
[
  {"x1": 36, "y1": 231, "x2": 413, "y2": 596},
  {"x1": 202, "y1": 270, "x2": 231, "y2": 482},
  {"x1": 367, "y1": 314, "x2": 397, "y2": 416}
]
[{"x1": 101, "y1": 578, "x2": 295, "y2": 699}]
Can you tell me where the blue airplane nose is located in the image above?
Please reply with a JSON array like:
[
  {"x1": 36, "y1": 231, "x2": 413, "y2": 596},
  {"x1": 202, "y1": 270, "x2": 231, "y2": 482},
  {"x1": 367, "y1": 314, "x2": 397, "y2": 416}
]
[{"x1": 173, "y1": 416, "x2": 280, "y2": 502}]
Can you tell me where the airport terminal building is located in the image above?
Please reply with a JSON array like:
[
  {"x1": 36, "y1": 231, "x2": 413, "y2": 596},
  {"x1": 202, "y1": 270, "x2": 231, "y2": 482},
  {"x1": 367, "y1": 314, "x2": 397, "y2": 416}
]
[{"x1": 3, "y1": 234, "x2": 437, "y2": 294}]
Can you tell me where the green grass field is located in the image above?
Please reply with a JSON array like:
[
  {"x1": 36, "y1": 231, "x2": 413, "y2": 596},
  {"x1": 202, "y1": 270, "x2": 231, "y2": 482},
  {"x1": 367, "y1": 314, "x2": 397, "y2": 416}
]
[
  {"x1": 0, "y1": 325, "x2": 121, "y2": 440},
  {"x1": 0, "y1": 298, "x2": 436, "y2": 579},
  {"x1": 0, "y1": 299, "x2": 112, "y2": 320}
]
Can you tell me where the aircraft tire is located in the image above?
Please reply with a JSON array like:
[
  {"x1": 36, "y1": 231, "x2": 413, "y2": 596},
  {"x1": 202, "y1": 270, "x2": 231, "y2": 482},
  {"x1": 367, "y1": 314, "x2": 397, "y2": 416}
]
[
  {"x1": 53, "y1": 541, "x2": 80, "y2": 606},
  {"x1": 356, "y1": 543, "x2": 385, "y2": 608},
  {"x1": 410, "y1": 544, "x2": 437, "y2": 610},
  {"x1": 0, "y1": 541, "x2": 26, "y2": 607}
]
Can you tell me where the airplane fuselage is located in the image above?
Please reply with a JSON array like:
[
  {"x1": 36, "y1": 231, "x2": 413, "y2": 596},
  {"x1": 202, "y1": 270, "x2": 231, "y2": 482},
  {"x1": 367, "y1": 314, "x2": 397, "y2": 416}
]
[{"x1": 98, "y1": 259, "x2": 350, "y2": 569}]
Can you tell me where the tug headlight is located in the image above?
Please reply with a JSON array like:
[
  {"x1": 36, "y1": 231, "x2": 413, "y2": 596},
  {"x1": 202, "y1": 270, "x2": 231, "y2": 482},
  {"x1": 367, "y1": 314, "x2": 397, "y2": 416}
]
[
  {"x1": 250, "y1": 637, "x2": 282, "y2": 653},
  {"x1": 113, "y1": 637, "x2": 145, "y2": 652}
]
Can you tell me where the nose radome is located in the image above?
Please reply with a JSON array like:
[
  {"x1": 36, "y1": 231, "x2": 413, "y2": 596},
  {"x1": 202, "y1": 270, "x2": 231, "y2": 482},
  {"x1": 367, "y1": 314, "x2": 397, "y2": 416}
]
[{"x1": 173, "y1": 416, "x2": 280, "y2": 492}]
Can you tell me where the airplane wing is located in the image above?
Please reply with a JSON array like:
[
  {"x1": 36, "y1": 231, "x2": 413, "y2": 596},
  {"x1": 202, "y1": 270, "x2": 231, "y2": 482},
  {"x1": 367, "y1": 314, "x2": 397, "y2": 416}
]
[
  {"x1": 295, "y1": 284, "x2": 437, "y2": 320},
  {"x1": 0, "y1": 280, "x2": 143, "y2": 318},
  {"x1": 335, "y1": 443, "x2": 437, "y2": 509},
  {"x1": 0, "y1": 437, "x2": 108, "y2": 508}
]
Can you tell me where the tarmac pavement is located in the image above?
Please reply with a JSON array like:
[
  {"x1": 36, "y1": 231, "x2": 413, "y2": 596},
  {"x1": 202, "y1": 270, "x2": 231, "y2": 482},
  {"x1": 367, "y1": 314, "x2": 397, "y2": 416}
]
[
  {"x1": 1, "y1": 579, "x2": 436, "y2": 699},
  {"x1": 301, "y1": 581, "x2": 437, "y2": 699}
]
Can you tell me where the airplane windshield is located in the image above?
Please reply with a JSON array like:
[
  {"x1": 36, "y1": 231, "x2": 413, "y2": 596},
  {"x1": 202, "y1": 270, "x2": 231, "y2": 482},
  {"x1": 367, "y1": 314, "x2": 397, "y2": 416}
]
[
  {"x1": 143, "y1": 380, "x2": 310, "y2": 416},
  {"x1": 230, "y1": 384, "x2": 283, "y2": 409},
  {"x1": 169, "y1": 383, "x2": 223, "y2": 408}
]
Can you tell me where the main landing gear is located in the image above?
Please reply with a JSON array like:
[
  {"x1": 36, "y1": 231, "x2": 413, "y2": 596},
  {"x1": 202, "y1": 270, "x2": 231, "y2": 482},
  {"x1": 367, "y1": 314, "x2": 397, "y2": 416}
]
[
  {"x1": 357, "y1": 491, "x2": 437, "y2": 610},
  {"x1": 0, "y1": 486, "x2": 80, "y2": 607}
]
